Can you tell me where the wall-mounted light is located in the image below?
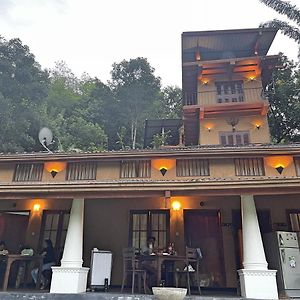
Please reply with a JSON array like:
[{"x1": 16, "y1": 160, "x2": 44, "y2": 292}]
[
  {"x1": 44, "y1": 161, "x2": 66, "y2": 178},
  {"x1": 275, "y1": 165, "x2": 284, "y2": 174},
  {"x1": 171, "y1": 201, "x2": 181, "y2": 211},
  {"x1": 265, "y1": 156, "x2": 293, "y2": 175},
  {"x1": 33, "y1": 203, "x2": 41, "y2": 212},
  {"x1": 227, "y1": 117, "x2": 239, "y2": 132},
  {"x1": 195, "y1": 50, "x2": 201, "y2": 61},
  {"x1": 207, "y1": 127, "x2": 211, "y2": 132},
  {"x1": 160, "y1": 167, "x2": 168, "y2": 176},
  {"x1": 256, "y1": 124, "x2": 261, "y2": 130},
  {"x1": 152, "y1": 159, "x2": 176, "y2": 177}
]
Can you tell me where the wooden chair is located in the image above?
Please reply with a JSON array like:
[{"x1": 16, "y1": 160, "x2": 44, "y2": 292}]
[
  {"x1": 175, "y1": 247, "x2": 201, "y2": 295},
  {"x1": 121, "y1": 247, "x2": 147, "y2": 294}
]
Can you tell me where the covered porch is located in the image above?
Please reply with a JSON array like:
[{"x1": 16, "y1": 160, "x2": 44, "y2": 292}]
[{"x1": 0, "y1": 183, "x2": 299, "y2": 298}]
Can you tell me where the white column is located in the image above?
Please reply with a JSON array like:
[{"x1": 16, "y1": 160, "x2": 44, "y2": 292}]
[
  {"x1": 50, "y1": 198, "x2": 89, "y2": 293},
  {"x1": 238, "y1": 195, "x2": 278, "y2": 299}
]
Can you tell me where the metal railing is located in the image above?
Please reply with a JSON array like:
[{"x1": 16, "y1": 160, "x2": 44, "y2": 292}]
[{"x1": 183, "y1": 87, "x2": 268, "y2": 106}]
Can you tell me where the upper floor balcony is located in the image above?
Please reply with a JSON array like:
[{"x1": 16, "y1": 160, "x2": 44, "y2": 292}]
[{"x1": 183, "y1": 85, "x2": 268, "y2": 107}]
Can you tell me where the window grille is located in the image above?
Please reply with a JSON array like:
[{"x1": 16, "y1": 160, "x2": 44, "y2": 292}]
[
  {"x1": 220, "y1": 131, "x2": 249, "y2": 146},
  {"x1": 13, "y1": 163, "x2": 43, "y2": 181},
  {"x1": 176, "y1": 159, "x2": 209, "y2": 176},
  {"x1": 66, "y1": 161, "x2": 97, "y2": 180},
  {"x1": 235, "y1": 158, "x2": 265, "y2": 176},
  {"x1": 120, "y1": 160, "x2": 151, "y2": 178},
  {"x1": 295, "y1": 158, "x2": 300, "y2": 176},
  {"x1": 216, "y1": 81, "x2": 244, "y2": 103}
]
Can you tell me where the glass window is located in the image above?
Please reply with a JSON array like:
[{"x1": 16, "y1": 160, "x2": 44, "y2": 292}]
[
  {"x1": 219, "y1": 131, "x2": 250, "y2": 146},
  {"x1": 129, "y1": 210, "x2": 169, "y2": 252},
  {"x1": 13, "y1": 163, "x2": 43, "y2": 181}
]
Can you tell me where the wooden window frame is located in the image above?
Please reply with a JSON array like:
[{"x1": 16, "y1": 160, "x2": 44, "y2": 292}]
[
  {"x1": 219, "y1": 131, "x2": 250, "y2": 146},
  {"x1": 176, "y1": 159, "x2": 210, "y2": 177},
  {"x1": 39, "y1": 210, "x2": 70, "y2": 260},
  {"x1": 294, "y1": 157, "x2": 300, "y2": 177},
  {"x1": 13, "y1": 162, "x2": 44, "y2": 182},
  {"x1": 66, "y1": 161, "x2": 97, "y2": 181},
  {"x1": 129, "y1": 209, "x2": 170, "y2": 252},
  {"x1": 120, "y1": 160, "x2": 151, "y2": 178},
  {"x1": 234, "y1": 158, "x2": 265, "y2": 176},
  {"x1": 287, "y1": 209, "x2": 300, "y2": 232},
  {"x1": 215, "y1": 80, "x2": 244, "y2": 104}
]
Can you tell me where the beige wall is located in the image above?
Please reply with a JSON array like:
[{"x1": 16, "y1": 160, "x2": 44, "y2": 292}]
[{"x1": 199, "y1": 115, "x2": 271, "y2": 145}]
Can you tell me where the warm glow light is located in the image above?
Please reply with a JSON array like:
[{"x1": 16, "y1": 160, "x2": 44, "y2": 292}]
[
  {"x1": 44, "y1": 161, "x2": 66, "y2": 177},
  {"x1": 204, "y1": 122, "x2": 215, "y2": 132},
  {"x1": 152, "y1": 159, "x2": 176, "y2": 174},
  {"x1": 265, "y1": 156, "x2": 293, "y2": 173},
  {"x1": 33, "y1": 203, "x2": 41, "y2": 212},
  {"x1": 171, "y1": 201, "x2": 181, "y2": 211}
]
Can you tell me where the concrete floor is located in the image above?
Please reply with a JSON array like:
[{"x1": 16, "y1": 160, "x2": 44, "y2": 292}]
[{"x1": 0, "y1": 293, "x2": 243, "y2": 300}]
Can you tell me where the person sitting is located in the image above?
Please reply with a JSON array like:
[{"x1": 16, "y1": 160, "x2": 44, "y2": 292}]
[
  {"x1": 141, "y1": 237, "x2": 157, "y2": 289},
  {"x1": 31, "y1": 239, "x2": 56, "y2": 289},
  {"x1": 0, "y1": 241, "x2": 9, "y2": 256}
]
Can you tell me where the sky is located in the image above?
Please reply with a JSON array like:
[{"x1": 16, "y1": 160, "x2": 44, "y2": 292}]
[{"x1": 0, "y1": 0, "x2": 299, "y2": 87}]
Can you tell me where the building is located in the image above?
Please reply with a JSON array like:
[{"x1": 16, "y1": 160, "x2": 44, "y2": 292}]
[{"x1": 0, "y1": 28, "x2": 299, "y2": 299}]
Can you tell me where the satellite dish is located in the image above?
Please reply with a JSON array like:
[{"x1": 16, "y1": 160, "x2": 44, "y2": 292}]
[{"x1": 38, "y1": 127, "x2": 53, "y2": 153}]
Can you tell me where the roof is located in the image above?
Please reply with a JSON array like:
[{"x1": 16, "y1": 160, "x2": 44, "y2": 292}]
[
  {"x1": 0, "y1": 143, "x2": 300, "y2": 162},
  {"x1": 182, "y1": 27, "x2": 278, "y2": 62}
]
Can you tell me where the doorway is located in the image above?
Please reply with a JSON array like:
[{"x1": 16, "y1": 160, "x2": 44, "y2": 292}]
[
  {"x1": 184, "y1": 209, "x2": 225, "y2": 287},
  {"x1": 0, "y1": 211, "x2": 30, "y2": 253}
]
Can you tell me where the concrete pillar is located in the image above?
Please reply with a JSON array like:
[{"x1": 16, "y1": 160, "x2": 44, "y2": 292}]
[
  {"x1": 50, "y1": 198, "x2": 89, "y2": 293},
  {"x1": 238, "y1": 195, "x2": 278, "y2": 299}
]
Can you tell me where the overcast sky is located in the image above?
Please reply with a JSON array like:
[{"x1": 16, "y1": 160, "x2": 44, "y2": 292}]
[{"x1": 0, "y1": 0, "x2": 299, "y2": 86}]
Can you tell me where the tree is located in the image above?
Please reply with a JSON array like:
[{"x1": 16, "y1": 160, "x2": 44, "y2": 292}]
[
  {"x1": 259, "y1": 0, "x2": 300, "y2": 45},
  {"x1": 266, "y1": 55, "x2": 300, "y2": 143},
  {"x1": 154, "y1": 86, "x2": 182, "y2": 119},
  {"x1": 110, "y1": 57, "x2": 161, "y2": 149}
]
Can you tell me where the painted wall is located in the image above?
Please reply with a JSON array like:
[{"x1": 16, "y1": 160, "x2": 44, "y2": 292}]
[{"x1": 199, "y1": 115, "x2": 271, "y2": 145}]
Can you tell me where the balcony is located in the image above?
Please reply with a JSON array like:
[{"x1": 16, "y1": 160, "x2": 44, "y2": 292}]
[{"x1": 183, "y1": 86, "x2": 268, "y2": 106}]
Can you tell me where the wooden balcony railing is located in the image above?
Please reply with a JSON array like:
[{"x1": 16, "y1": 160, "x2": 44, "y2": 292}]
[{"x1": 183, "y1": 87, "x2": 268, "y2": 106}]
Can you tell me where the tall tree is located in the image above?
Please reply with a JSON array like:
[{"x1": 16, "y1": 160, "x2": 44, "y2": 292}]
[
  {"x1": 110, "y1": 57, "x2": 161, "y2": 149},
  {"x1": 259, "y1": 0, "x2": 300, "y2": 44},
  {"x1": 266, "y1": 55, "x2": 300, "y2": 143}
]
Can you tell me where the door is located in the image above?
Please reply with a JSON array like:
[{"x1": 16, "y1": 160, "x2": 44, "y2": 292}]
[
  {"x1": 184, "y1": 209, "x2": 225, "y2": 287},
  {"x1": 0, "y1": 211, "x2": 29, "y2": 253}
]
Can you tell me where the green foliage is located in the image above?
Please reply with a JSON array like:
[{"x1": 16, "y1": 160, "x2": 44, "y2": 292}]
[
  {"x1": 151, "y1": 130, "x2": 171, "y2": 149},
  {"x1": 259, "y1": 0, "x2": 300, "y2": 45},
  {"x1": 0, "y1": 36, "x2": 184, "y2": 153},
  {"x1": 266, "y1": 55, "x2": 300, "y2": 143}
]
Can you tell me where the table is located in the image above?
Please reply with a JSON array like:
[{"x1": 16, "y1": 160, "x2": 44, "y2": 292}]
[
  {"x1": 1, "y1": 255, "x2": 43, "y2": 291},
  {"x1": 139, "y1": 254, "x2": 189, "y2": 286}
]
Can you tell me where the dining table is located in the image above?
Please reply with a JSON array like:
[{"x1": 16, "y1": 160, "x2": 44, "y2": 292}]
[
  {"x1": 139, "y1": 253, "x2": 189, "y2": 286},
  {"x1": 0, "y1": 254, "x2": 43, "y2": 291}
]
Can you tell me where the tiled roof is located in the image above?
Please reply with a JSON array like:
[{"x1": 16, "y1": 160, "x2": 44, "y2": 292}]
[{"x1": 0, "y1": 143, "x2": 299, "y2": 161}]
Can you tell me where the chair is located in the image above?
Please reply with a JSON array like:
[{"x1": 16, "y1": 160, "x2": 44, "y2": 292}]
[
  {"x1": 175, "y1": 247, "x2": 201, "y2": 295},
  {"x1": 121, "y1": 247, "x2": 147, "y2": 294}
]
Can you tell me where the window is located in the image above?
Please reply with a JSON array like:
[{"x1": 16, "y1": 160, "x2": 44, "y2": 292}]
[
  {"x1": 13, "y1": 163, "x2": 43, "y2": 181},
  {"x1": 216, "y1": 81, "x2": 244, "y2": 103},
  {"x1": 235, "y1": 158, "x2": 265, "y2": 176},
  {"x1": 295, "y1": 158, "x2": 300, "y2": 176},
  {"x1": 288, "y1": 210, "x2": 300, "y2": 231},
  {"x1": 66, "y1": 161, "x2": 97, "y2": 180},
  {"x1": 220, "y1": 131, "x2": 249, "y2": 146},
  {"x1": 39, "y1": 210, "x2": 70, "y2": 261},
  {"x1": 120, "y1": 160, "x2": 151, "y2": 178},
  {"x1": 129, "y1": 210, "x2": 169, "y2": 252},
  {"x1": 177, "y1": 159, "x2": 209, "y2": 176}
]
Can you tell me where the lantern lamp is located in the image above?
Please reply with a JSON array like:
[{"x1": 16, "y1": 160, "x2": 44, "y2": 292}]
[
  {"x1": 275, "y1": 165, "x2": 284, "y2": 174},
  {"x1": 160, "y1": 167, "x2": 168, "y2": 176}
]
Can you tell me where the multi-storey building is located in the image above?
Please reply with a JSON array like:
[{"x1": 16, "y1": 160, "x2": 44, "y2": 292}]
[{"x1": 0, "y1": 28, "x2": 299, "y2": 299}]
